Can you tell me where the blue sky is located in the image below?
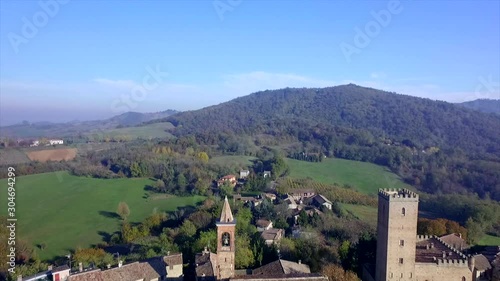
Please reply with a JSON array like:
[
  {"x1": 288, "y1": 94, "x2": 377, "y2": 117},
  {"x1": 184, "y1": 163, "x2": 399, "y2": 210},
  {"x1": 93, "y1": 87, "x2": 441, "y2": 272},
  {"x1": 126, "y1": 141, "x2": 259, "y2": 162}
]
[{"x1": 0, "y1": 0, "x2": 499, "y2": 125}]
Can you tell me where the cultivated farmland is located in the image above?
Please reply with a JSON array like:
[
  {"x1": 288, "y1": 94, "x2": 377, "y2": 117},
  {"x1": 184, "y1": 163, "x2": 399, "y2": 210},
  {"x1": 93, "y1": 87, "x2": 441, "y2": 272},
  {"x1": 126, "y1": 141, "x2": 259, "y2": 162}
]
[{"x1": 25, "y1": 148, "x2": 77, "y2": 162}]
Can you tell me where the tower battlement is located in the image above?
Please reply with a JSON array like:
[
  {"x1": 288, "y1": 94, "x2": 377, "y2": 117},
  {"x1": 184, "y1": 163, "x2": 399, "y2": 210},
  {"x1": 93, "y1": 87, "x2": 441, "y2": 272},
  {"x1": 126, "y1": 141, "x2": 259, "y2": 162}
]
[
  {"x1": 435, "y1": 258, "x2": 469, "y2": 267},
  {"x1": 378, "y1": 188, "x2": 419, "y2": 201},
  {"x1": 417, "y1": 234, "x2": 434, "y2": 241}
]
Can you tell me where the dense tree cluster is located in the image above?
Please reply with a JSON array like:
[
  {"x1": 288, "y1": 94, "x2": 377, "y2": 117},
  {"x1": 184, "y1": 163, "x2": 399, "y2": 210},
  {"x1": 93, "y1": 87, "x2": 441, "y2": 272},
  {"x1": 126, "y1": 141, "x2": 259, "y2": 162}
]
[
  {"x1": 417, "y1": 218, "x2": 468, "y2": 240},
  {"x1": 419, "y1": 193, "x2": 500, "y2": 243}
]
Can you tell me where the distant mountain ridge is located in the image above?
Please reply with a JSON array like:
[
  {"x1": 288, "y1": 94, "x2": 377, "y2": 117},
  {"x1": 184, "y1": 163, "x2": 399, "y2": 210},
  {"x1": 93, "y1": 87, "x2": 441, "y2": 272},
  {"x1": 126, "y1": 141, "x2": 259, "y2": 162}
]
[
  {"x1": 457, "y1": 99, "x2": 500, "y2": 115},
  {"x1": 0, "y1": 110, "x2": 179, "y2": 138}
]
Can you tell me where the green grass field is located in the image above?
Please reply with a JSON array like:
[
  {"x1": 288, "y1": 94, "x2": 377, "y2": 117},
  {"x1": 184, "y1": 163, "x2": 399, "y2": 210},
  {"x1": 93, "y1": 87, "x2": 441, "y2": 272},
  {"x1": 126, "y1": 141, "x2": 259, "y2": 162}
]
[
  {"x1": 0, "y1": 172, "x2": 204, "y2": 260},
  {"x1": 210, "y1": 155, "x2": 257, "y2": 168},
  {"x1": 87, "y1": 122, "x2": 175, "y2": 140},
  {"x1": 285, "y1": 158, "x2": 412, "y2": 195},
  {"x1": 478, "y1": 234, "x2": 500, "y2": 246},
  {"x1": 340, "y1": 203, "x2": 377, "y2": 225}
]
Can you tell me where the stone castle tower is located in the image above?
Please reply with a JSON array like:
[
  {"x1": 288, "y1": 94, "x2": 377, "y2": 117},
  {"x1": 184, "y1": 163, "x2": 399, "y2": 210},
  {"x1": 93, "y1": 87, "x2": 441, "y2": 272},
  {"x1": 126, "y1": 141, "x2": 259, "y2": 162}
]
[
  {"x1": 216, "y1": 196, "x2": 236, "y2": 280},
  {"x1": 375, "y1": 189, "x2": 419, "y2": 281}
]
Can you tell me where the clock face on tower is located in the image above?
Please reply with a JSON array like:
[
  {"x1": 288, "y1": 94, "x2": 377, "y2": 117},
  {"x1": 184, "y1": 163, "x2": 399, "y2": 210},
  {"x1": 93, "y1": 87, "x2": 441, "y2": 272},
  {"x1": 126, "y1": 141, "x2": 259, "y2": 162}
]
[{"x1": 222, "y1": 232, "x2": 230, "y2": 247}]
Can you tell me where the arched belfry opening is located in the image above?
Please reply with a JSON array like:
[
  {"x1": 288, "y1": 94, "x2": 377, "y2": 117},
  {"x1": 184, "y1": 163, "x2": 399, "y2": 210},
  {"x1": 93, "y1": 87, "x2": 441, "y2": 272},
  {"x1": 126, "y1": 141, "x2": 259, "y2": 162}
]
[{"x1": 222, "y1": 232, "x2": 231, "y2": 247}]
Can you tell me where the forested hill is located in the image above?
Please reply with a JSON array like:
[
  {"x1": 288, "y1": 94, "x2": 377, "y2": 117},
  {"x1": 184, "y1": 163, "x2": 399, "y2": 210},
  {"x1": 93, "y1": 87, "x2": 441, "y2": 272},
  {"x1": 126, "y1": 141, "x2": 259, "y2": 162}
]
[
  {"x1": 457, "y1": 99, "x2": 500, "y2": 115},
  {"x1": 158, "y1": 84, "x2": 500, "y2": 200},
  {"x1": 164, "y1": 84, "x2": 500, "y2": 156}
]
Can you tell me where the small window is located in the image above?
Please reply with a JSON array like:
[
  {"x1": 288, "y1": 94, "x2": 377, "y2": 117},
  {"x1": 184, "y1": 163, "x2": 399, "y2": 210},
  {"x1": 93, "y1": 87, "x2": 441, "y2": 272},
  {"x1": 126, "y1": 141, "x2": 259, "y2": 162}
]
[
  {"x1": 401, "y1": 273, "x2": 403, "y2": 278},
  {"x1": 400, "y1": 240, "x2": 405, "y2": 246},
  {"x1": 462, "y1": 277, "x2": 466, "y2": 281},
  {"x1": 402, "y1": 207, "x2": 406, "y2": 216},
  {"x1": 399, "y1": 258, "x2": 404, "y2": 264},
  {"x1": 390, "y1": 272, "x2": 393, "y2": 278}
]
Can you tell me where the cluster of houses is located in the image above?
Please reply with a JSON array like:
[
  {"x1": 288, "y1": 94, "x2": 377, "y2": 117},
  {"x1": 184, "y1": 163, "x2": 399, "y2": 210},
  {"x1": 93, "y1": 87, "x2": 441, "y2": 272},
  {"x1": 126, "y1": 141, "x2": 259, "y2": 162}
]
[
  {"x1": 230, "y1": 183, "x2": 333, "y2": 246},
  {"x1": 215, "y1": 170, "x2": 271, "y2": 189},
  {"x1": 30, "y1": 139, "x2": 64, "y2": 147},
  {"x1": 214, "y1": 168, "x2": 335, "y2": 248}
]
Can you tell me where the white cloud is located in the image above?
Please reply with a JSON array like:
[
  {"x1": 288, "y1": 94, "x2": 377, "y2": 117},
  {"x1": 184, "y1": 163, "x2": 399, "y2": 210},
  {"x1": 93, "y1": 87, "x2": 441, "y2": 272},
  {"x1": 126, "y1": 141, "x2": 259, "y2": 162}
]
[
  {"x1": 370, "y1": 72, "x2": 387, "y2": 79},
  {"x1": 93, "y1": 78, "x2": 137, "y2": 89}
]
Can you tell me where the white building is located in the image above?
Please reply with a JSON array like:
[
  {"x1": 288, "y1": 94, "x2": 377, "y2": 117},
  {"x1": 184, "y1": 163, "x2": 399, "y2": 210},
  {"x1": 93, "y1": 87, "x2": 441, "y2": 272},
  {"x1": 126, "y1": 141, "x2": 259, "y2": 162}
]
[
  {"x1": 240, "y1": 170, "x2": 250, "y2": 179},
  {"x1": 49, "y1": 139, "x2": 64, "y2": 145}
]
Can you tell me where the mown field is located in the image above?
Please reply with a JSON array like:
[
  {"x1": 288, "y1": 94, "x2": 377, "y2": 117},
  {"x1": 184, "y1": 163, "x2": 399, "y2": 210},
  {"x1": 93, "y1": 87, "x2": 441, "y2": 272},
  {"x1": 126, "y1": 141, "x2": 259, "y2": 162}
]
[
  {"x1": 340, "y1": 203, "x2": 377, "y2": 225},
  {"x1": 89, "y1": 122, "x2": 175, "y2": 140},
  {"x1": 210, "y1": 155, "x2": 257, "y2": 168},
  {"x1": 285, "y1": 158, "x2": 412, "y2": 195},
  {"x1": 478, "y1": 234, "x2": 500, "y2": 246},
  {"x1": 0, "y1": 172, "x2": 205, "y2": 260}
]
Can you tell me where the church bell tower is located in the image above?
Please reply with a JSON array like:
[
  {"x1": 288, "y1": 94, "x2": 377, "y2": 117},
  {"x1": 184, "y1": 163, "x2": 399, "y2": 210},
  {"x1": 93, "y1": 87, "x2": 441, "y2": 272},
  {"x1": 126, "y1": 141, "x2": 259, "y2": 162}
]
[{"x1": 216, "y1": 196, "x2": 236, "y2": 280}]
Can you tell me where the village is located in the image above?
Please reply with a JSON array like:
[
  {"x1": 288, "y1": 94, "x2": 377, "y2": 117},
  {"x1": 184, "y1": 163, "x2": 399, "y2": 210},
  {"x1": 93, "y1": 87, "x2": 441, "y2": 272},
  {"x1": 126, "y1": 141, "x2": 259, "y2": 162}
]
[{"x1": 14, "y1": 171, "x2": 500, "y2": 281}]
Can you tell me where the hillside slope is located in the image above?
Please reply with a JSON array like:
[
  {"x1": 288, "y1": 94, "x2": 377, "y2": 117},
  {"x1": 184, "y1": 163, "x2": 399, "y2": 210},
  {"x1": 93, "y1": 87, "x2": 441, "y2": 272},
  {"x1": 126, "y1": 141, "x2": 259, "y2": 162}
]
[{"x1": 457, "y1": 99, "x2": 500, "y2": 115}]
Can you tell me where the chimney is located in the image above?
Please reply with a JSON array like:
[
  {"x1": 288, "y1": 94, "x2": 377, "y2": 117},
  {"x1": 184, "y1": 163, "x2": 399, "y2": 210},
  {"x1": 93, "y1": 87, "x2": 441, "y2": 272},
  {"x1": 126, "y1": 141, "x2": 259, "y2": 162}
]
[
  {"x1": 17, "y1": 275, "x2": 22, "y2": 281},
  {"x1": 167, "y1": 251, "x2": 170, "y2": 256},
  {"x1": 298, "y1": 260, "x2": 301, "y2": 264},
  {"x1": 107, "y1": 264, "x2": 111, "y2": 269},
  {"x1": 469, "y1": 256, "x2": 476, "y2": 270},
  {"x1": 430, "y1": 243, "x2": 434, "y2": 249},
  {"x1": 79, "y1": 262, "x2": 83, "y2": 272},
  {"x1": 48, "y1": 265, "x2": 53, "y2": 271},
  {"x1": 442, "y1": 251, "x2": 446, "y2": 258},
  {"x1": 426, "y1": 244, "x2": 430, "y2": 250},
  {"x1": 459, "y1": 233, "x2": 462, "y2": 239},
  {"x1": 118, "y1": 260, "x2": 123, "y2": 268}
]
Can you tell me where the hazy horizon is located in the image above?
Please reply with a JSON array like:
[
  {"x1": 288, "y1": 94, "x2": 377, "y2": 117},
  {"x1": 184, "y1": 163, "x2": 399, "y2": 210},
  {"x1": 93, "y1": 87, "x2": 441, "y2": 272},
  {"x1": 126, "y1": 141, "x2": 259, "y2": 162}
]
[
  {"x1": 2, "y1": 83, "x2": 500, "y2": 127},
  {"x1": 1, "y1": 0, "x2": 499, "y2": 126}
]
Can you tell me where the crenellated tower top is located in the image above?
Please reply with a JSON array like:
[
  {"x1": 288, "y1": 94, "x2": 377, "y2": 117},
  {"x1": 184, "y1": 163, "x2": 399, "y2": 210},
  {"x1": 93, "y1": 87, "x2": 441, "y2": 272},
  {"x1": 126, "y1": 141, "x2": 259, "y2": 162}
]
[{"x1": 378, "y1": 188, "x2": 419, "y2": 201}]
